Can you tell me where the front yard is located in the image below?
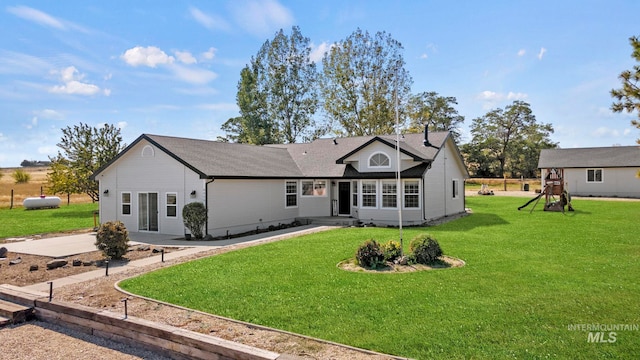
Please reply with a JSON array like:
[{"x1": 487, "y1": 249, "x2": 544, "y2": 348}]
[{"x1": 120, "y1": 196, "x2": 640, "y2": 359}]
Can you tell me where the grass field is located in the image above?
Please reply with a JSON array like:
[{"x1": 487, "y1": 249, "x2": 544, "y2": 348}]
[
  {"x1": 120, "y1": 196, "x2": 640, "y2": 359},
  {"x1": 0, "y1": 203, "x2": 98, "y2": 239}
]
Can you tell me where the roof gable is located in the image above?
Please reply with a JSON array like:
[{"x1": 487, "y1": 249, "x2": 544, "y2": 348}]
[{"x1": 335, "y1": 136, "x2": 426, "y2": 164}]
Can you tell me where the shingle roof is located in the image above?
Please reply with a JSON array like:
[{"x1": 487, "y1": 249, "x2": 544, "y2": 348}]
[
  {"x1": 538, "y1": 146, "x2": 640, "y2": 169},
  {"x1": 93, "y1": 131, "x2": 451, "y2": 180}
]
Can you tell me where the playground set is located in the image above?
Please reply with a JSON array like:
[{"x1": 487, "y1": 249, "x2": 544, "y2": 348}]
[{"x1": 518, "y1": 168, "x2": 574, "y2": 213}]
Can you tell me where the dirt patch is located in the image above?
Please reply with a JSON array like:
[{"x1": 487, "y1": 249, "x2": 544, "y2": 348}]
[
  {"x1": 0, "y1": 245, "x2": 178, "y2": 287},
  {"x1": 337, "y1": 255, "x2": 465, "y2": 273}
]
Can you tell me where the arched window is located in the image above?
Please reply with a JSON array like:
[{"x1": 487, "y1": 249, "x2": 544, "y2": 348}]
[
  {"x1": 368, "y1": 152, "x2": 390, "y2": 168},
  {"x1": 141, "y1": 145, "x2": 155, "y2": 157}
]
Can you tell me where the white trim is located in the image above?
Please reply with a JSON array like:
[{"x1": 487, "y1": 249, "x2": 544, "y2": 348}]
[
  {"x1": 368, "y1": 152, "x2": 391, "y2": 169},
  {"x1": 402, "y1": 179, "x2": 421, "y2": 209},
  {"x1": 141, "y1": 145, "x2": 155, "y2": 157},
  {"x1": 121, "y1": 191, "x2": 132, "y2": 216},
  {"x1": 301, "y1": 179, "x2": 328, "y2": 197},
  {"x1": 586, "y1": 168, "x2": 603, "y2": 183},
  {"x1": 351, "y1": 180, "x2": 358, "y2": 208},
  {"x1": 165, "y1": 192, "x2": 178, "y2": 218},
  {"x1": 452, "y1": 178, "x2": 460, "y2": 199},
  {"x1": 361, "y1": 180, "x2": 378, "y2": 208},
  {"x1": 381, "y1": 180, "x2": 398, "y2": 209},
  {"x1": 284, "y1": 180, "x2": 298, "y2": 208},
  {"x1": 337, "y1": 180, "x2": 352, "y2": 216}
]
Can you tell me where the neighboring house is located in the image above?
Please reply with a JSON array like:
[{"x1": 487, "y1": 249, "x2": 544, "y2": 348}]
[
  {"x1": 538, "y1": 146, "x2": 640, "y2": 198},
  {"x1": 91, "y1": 131, "x2": 469, "y2": 237}
]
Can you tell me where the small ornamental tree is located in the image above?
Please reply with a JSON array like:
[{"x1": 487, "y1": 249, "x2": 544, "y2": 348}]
[
  {"x1": 182, "y1": 202, "x2": 207, "y2": 239},
  {"x1": 95, "y1": 220, "x2": 130, "y2": 260},
  {"x1": 355, "y1": 239, "x2": 385, "y2": 269}
]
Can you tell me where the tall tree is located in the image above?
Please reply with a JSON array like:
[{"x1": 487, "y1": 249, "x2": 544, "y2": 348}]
[
  {"x1": 220, "y1": 65, "x2": 275, "y2": 145},
  {"x1": 221, "y1": 26, "x2": 320, "y2": 144},
  {"x1": 611, "y1": 35, "x2": 640, "y2": 146},
  {"x1": 320, "y1": 28, "x2": 412, "y2": 136},
  {"x1": 405, "y1": 91, "x2": 465, "y2": 143},
  {"x1": 464, "y1": 101, "x2": 556, "y2": 178},
  {"x1": 47, "y1": 123, "x2": 125, "y2": 202}
]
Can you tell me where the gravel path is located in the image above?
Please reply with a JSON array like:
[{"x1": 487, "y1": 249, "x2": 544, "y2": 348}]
[{"x1": 0, "y1": 321, "x2": 172, "y2": 360}]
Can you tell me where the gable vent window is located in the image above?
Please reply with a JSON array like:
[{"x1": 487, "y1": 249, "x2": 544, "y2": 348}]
[
  {"x1": 587, "y1": 169, "x2": 603, "y2": 183},
  {"x1": 141, "y1": 145, "x2": 155, "y2": 157},
  {"x1": 369, "y1": 152, "x2": 390, "y2": 168}
]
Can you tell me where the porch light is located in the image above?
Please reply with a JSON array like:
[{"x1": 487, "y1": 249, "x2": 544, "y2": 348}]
[
  {"x1": 190, "y1": 190, "x2": 196, "y2": 196},
  {"x1": 103, "y1": 189, "x2": 109, "y2": 195}
]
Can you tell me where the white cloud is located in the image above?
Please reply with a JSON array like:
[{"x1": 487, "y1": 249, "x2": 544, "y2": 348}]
[
  {"x1": 506, "y1": 91, "x2": 528, "y2": 100},
  {"x1": 477, "y1": 90, "x2": 528, "y2": 109},
  {"x1": 171, "y1": 65, "x2": 218, "y2": 85},
  {"x1": 197, "y1": 102, "x2": 238, "y2": 111},
  {"x1": 7, "y1": 5, "x2": 65, "y2": 29},
  {"x1": 201, "y1": 47, "x2": 217, "y2": 61},
  {"x1": 231, "y1": 0, "x2": 294, "y2": 36},
  {"x1": 420, "y1": 53, "x2": 428, "y2": 59},
  {"x1": 34, "y1": 109, "x2": 63, "y2": 120},
  {"x1": 189, "y1": 6, "x2": 230, "y2": 31},
  {"x1": 174, "y1": 50, "x2": 197, "y2": 65},
  {"x1": 478, "y1": 90, "x2": 501, "y2": 101},
  {"x1": 517, "y1": 49, "x2": 526, "y2": 57},
  {"x1": 121, "y1": 46, "x2": 175, "y2": 68},
  {"x1": 537, "y1": 47, "x2": 547, "y2": 60},
  {"x1": 48, "y1": 66, "x2": 108, "y2": 96},
  {"x1": 309, "y1": 42, "x2": 334, "y2": 63},
  {"x1": 592, "y1": 127, "x2": 620, "y2": 137}
]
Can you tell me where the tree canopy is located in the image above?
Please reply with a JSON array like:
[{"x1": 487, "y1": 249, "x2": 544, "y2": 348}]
[
  {"x1": 462, "y1": 101, "x2": 556, "y2": 178},
  {"x1": 221, "y1": 26, "x2": 321, "y2": 144},
  {"x1": 611, "y1": 35, "x2": 640, "y2": 145},
  {"x1": 405, "y1": 91, "x2": 465, "y2": 143},
  {"x1": 47, "y1": 123, "x2": 126, "y2": 202},
  {"x1": 320, "y1": 28, "x2": 412, "y2": 136}
]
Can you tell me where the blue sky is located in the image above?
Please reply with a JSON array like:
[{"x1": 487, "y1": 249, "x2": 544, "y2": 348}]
[{"x1": 1, "y1": 0, "x2": 639, "y2": 167}]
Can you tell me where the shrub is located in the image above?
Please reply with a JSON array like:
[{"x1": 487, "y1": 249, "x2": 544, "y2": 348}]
[
  {"x1": 95, "y1": 220, "x2": 130, "y2": 259},
  {"x1": 355, "y1": 239, "x2": 385, "y2": 269},
  {"x1": 183, "y1": 202, "x2": 207, "y2": 239},
  {"x1": 409, "y1": 234, "x2": 443, "y2": 265},
  {"x1": 381, "y1": 240, "x2": 403, "y2": 262},
  {"x1": 12, "y1": 169, "x2": 30, "y2": 184}
]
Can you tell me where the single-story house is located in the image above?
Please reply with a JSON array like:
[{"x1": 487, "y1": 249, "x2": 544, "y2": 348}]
[
  {"x1": 538, "y1": 146, "x2": 640, "y2": 198},
  {"x1": 91, "y1": 130, "x2": 469, "y2": 237}
]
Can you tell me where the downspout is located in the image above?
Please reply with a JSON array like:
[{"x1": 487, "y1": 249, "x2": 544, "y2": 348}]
[{"x1": 205, "y1": 177, "x2": 215, "y2": 236}]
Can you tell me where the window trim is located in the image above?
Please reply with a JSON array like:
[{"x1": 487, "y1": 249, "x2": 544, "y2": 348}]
[
  {"x1": 301, "y1": 179, "x2": 328, "y2": 197},
  {"x1": 403, "y1": 179, "x2": 421, "y2": 209},
  {"x1": 381, "y1": 180, "x2": 398, "y2": 209},
  {"x1": 285, "y1": 180, "x2": 298, "y2": 208},
  {"x1": 452, "y1": 179, "x2": 460, "y2": 199},
  {"x1": 361, "y1": 180, "x2": 378, "y2": 208},
  {"x1": 121, "y1": 191, "x2": 132, "y2": 216},
  {"x1": 165, "y1": 192, "x2": 177, "y2": 218},
  {"x1": 586, "y1": 168, "x2": 603, "y2": 183},
  {"x1": 368, "y1": 152, "x2": 391, "y2": 169},
  {"x1": 352, "y1": 180, "x2": 358, "y2": 207}
]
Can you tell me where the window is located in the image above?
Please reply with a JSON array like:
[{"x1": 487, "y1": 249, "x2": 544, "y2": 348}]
[
  {"x1": 587, "y1": 169, "x2": 603, "y2": 183},
  {"x1": 301, "y1": 180, "x2": 327, "y2": 197},
  {"x1": 362, "y1": 180, "x2": 377, "y2": 208},
  {"x1": 166, "y1": 193, "x2": 177, "y2": 217},
  {"x1": 369, "y1": 152, "x2": 390, "y2": 168},
  {"x1": 285, "y1": 181, "x2": 297, "y2": 207},
  {"x1": 404, "y1": 180, "x2": 420, "y2": 208},
  {"x1": 121, "y1": 192, "x2": 131, "y2": 215},
  {"x1": 452, "y1": 179, "x2": 460, "y2": 199},
  {"x1": 382, "y1": 181, "x2": 397, "y2": 208},
  {"x1": 352, "y1": 180, "x2": 358, "y2": 207}
]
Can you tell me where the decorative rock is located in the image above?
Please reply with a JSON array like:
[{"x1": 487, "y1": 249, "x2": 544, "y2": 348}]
[
  {"x1": 83, "y1": 260, "x2": 93, "y2": 266},
  {"x1": 152, "y1": 248, "x2": 161, "y2": 253},
  {"x1": 29, "y1": 264, "x2": 39, "y2": 272},
  {"x1": 46, "y1": 259, "x2": 68, "y2": 270},
  {"x1": 72, "y1": 259, "x2": 82, "y2": 266},
  {"x1": 0, "y1": 246, "x2": 7, "y2": 258},
  {"x1": 137, "y1": 245, "x2": 151, "y2": 251},
  {"x1": 9, "y1": 257, "x2": 22, "y2": 265}
]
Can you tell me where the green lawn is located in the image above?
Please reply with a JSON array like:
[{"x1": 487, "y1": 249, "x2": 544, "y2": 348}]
[
  {"x1": 120, "y1": 197, "x2": 640, "y2": 359},
  {"x1": 0, "y1": 203, "x2": 98, "y2": 239}
]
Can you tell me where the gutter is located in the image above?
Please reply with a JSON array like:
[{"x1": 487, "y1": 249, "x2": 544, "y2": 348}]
[{"x1": 204, "y1": 177, "x2": 215, "y2": 236}]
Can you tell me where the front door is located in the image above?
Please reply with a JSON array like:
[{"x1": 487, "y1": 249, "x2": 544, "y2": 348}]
[
  {"x1": 338, "y1": 182, "x2": 351, "y2": 216},
  {"x1": 138, "y1": 192, "x2": 158, "y2": 232}
]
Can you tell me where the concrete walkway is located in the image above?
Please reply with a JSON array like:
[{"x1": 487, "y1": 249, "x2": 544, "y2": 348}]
[{"x1": 17, "y1": 225, "x2": 335, "y2": 293}]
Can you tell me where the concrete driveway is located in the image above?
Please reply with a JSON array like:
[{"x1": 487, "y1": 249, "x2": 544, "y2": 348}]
[{"x1": 2, "y1": 225, "x2": 331, "y2": 258}]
